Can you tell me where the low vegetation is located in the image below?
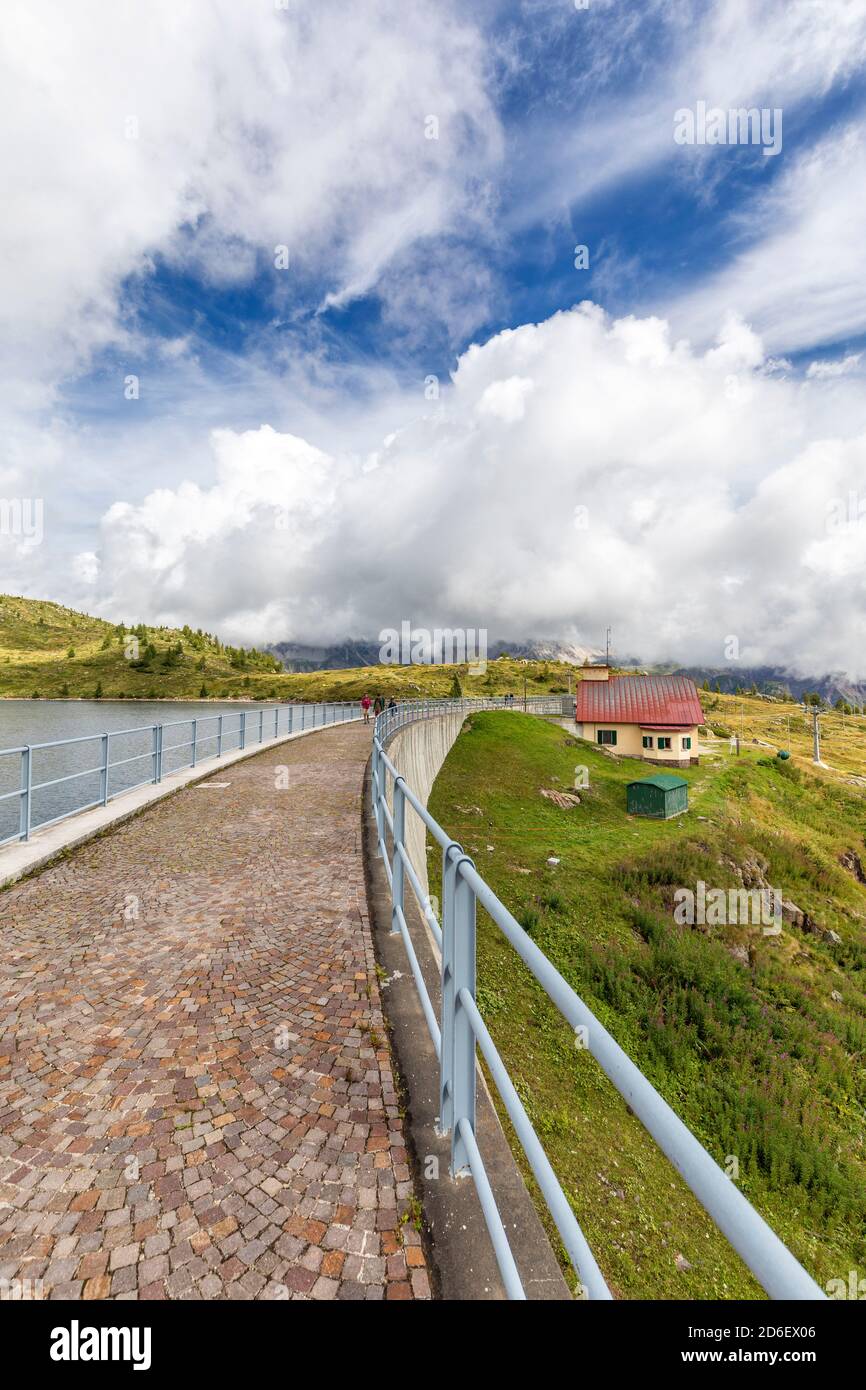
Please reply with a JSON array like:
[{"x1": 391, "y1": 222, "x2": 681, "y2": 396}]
[
  {"x1": 0, "y1": 596, "x2": 580, "y2": 703},
  {"x1": 427, "y1": 711, "x2": 866, "y2": 1299},
  {"x1": 0, "y1": 596, "x2": 281, "y2": 700}
]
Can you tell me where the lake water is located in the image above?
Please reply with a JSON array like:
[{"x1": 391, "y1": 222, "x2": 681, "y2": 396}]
[{"x1": 0, "y1": 699, "x2": 355, "y2": 844}]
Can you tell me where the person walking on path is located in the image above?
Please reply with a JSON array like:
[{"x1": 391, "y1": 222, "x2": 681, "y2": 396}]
[
  {"x1": 373, "y1": 695, "x2": 384, "y2": 716},
  {"x1": 361, "y1": 693, "x2": 372, "y2": 723}
]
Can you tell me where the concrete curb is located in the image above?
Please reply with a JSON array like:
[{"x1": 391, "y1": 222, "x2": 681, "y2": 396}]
[
  {"x1": 0, "y1": 717, "x2": 362, "y2": 890},
  {"x1": 362, "y1": 751, "x2": 572, "y2": 1301}
]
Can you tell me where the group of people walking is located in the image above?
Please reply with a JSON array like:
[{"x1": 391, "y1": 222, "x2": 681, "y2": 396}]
[{"x1": 361, "y1": 693, "x2": 396, "y2": 724}]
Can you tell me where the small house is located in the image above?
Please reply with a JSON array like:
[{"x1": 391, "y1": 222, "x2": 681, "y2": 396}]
[
  {"x1": 574, "y1": 672, "x2": 702, "y2": 767},
  {"x1": 627, "y1": 774, "x2": 689, "y2": 819}
]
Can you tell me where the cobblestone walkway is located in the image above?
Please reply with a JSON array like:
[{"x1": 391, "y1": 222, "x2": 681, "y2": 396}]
[{"x1": 0, "y1": 724, "x2": 430, "y2": 1301}]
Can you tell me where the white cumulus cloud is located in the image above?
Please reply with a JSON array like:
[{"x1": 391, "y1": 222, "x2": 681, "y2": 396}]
[{"x1": 82, "y1": 303, "x2": 866, "y2": 677}]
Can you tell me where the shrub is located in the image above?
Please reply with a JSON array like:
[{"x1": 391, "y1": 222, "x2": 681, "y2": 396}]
[{"x1": 541, "y1": 891, "x2": 565, "y2": 913}]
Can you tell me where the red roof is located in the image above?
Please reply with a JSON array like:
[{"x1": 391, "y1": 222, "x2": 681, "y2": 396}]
[{"x1": 575, "y1": 675, "x2": 703, "y2": 727}]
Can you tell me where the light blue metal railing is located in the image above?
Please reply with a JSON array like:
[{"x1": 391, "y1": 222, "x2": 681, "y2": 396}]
[
  {"x1": 0, "y1": 700, "x2": 360, "y2": 847},
  {"x1": 371, "y1": 699, "x2": 826, "y2": 1302}
]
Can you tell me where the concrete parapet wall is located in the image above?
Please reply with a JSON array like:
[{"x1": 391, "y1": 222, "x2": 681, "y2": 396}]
[{"x1": 385, "y1": 710, "x2": 467, "y2": 903}]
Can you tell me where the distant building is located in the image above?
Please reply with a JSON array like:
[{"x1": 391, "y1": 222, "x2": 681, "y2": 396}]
[
  {"x1": 574, "y1": 672, "x2": 702, "y2": 768},
  {"x1": 578, "y1": 663, "x2": 612, "y2": 682}
]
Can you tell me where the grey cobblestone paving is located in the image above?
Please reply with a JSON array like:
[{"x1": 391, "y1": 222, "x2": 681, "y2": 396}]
[{"x1": 0, "y1": 724, "x2": 430, "y2": 1301}]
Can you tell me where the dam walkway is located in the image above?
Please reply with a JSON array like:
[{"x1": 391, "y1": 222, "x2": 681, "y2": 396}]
[{"x1": 0, "y1": 722, "x2": 429, "y2": 1301}]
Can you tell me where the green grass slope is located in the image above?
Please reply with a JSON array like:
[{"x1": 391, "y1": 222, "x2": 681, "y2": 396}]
[
  {"x1": 0, "y1": 595, "x2": 580, "y2": 702},
  {"x1": 0, "y1": 596, "x2": 282, "y2": 699},
  {"x1": 427, "y1": 711, "x2": 866, "y2": 1299}
]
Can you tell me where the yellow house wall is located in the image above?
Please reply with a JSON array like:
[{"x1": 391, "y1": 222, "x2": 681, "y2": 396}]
[{"x1": 578, "y1": 722, "x2": 698, "y2": 763}]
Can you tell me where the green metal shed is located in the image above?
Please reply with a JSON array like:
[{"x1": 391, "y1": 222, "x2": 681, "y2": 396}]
[{"x1": 626, "y1": 773, "x2": 688, "y2": 819}]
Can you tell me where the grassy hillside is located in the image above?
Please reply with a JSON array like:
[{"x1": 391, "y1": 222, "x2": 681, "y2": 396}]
[
  {"x1": 0, "y1": 596, "x2": 580, "y2": 702},
  {"x1": 0, "y1": 596, "x2": 283, "y2": 699},
  {"x1": 700, "y1": 687, "x2": 866, "y2": 780},
  {"x1": 427, "y1": 711, "x2": 866, "y2": 1299},
  {"x1": 3, "y1": 597, "x2": 866, "y2": 785}
]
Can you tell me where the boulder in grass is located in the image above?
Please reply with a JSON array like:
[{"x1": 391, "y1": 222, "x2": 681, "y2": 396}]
[
  {"x1": 780, "y1": 899, "x2": 806, "y2": 928},
  {"x1": 839, "y1": 849, "x2": 866, "y2": 883},
  {"x1": 540, "y1": 788, "x2": 581, "y2": 808}
]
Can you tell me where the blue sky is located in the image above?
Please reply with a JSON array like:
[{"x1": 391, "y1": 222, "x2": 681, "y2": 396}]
[
  {"x1": 4, "y1": 0, "x2": 866, "y2": 672},
  {"x1": 60, "y1": 0, "x2": 866, "y2": 421}
]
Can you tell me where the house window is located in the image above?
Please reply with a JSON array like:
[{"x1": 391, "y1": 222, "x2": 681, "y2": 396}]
[
  {"x1": 658, "y1": 737, "x2": 672, "y2": 750},
  {"x1": 642, "y1": 735, "x2": 653, "y2": 748},
  {"x1": 597, "y1": 729, "x2": 617, "y2": 746},
  {"x1": 682, "y1": 736, "x2": 692, "y2": 750}
]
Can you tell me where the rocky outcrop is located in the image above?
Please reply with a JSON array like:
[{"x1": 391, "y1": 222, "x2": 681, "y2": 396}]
[
  {"x1": 719, "y1": 851, "x2": 770, "y2": 888},
  {"x1": 780, "y1": 898, "x2": 842, "y2": 945},
  {"x1": 839, "y1": 849, "x2": 866, "y2": 883},
  {"x1": 780, "y1": 898, "x2": 806, "y2": 928}
]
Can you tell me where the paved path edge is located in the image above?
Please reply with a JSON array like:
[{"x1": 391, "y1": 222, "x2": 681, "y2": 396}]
[{"x1": 361, "y1": 754, "x2": 572, "y2": 1302}]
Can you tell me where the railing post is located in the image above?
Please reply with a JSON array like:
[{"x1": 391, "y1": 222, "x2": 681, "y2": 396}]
[
  {"x1": 157, "y1": 724, "x2": 164, "y2": 782},
  {"x1": 373, "y1": 743, "x2": 385, "y2": 854},
  {"x1": 390, "y1": 777, "x2": 406, "y2": 936},
  {"x1": 217, "y1": 714, "x2": 223, "y2": 757},
  {"x1": 259, "y1": 709, "x2": 264, "y2": 742},
  {"x1": 302, "y1": 704, "x2": 306, "y2": 731},
  {"x1": 19, "y1": 747, "x2": 32, "y2": 842},
  {"x1": 151, "y1": 725, "x2": 159, "y2": 782},
  {"x1": 101, "y1": 733, "x2": 110, "y2": 805},
  {"x1": 439, "y1": 840, "x2": 463, "y2": 1136},
  {"x1": 191, "y1": 719, "x2": 197, "y2": 768},
  {"x1": 274, "y1": 706, "x2": 279, "y2": 739},
  {"x1": 240, "y1": 711, "x2": 246, "y2": 750},
  {"x1": 289, "y1": 705, "x2": 293, "y2": 735},
  {"x1": 450, "y1": 859, "x2": 477, "y2": 1177}
]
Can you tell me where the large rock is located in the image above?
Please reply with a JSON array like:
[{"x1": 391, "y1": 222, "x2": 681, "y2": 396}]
[
  {"x1": 839, "y1": 849, "x2": 866, "y2": 884},
  {"x1": 780, "y1": 898, "x2": 806, "y2": 928},
  {"x1": 540, "y1": 788, "x2": 581, "y2": 808},
  {"x1": 718, "y1": 850, "x2": 770, "y2": 889},
  {"x1": 741, "y1": 853, "x2": 770, "y2": 889}
]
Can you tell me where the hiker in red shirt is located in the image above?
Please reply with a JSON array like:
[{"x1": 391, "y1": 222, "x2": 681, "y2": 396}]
[{"x1": 361, "y1": 694, "x2": 372, "y2": 724}]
